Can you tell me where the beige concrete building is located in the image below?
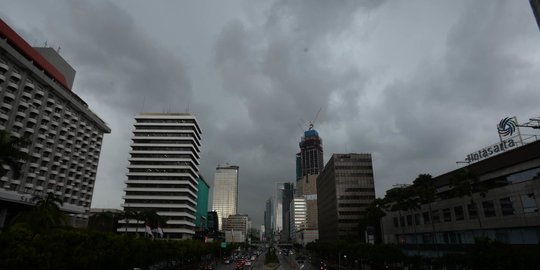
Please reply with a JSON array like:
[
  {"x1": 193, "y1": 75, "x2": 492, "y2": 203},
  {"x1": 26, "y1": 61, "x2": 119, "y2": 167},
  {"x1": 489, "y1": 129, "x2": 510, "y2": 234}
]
[{"x1": 381, "y1": 138, "x2": 540, "y2": 256}]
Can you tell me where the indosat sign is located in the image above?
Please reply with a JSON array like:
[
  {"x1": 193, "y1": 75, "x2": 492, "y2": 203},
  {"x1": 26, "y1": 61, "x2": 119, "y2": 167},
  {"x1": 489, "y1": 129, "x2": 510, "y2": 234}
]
[{"x1": 465, "y1": 117, "x2": 522, "y2": 163}]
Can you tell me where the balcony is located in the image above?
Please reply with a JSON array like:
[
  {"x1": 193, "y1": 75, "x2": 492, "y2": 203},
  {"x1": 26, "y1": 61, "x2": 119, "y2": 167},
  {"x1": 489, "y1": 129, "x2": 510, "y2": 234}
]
[
  {"x1": 12, "y1": 121, "x2": 23, "y2": 128},
  {"x1": 18, "y1": 101, "x2": 29, "y2": 109},
  {"x1": 6, "y1": 81, "x2": 18, "y2": 91},
  {"x1": 3, "y1": 91, "x2": 15, "y2": 100},
  {"x1": 15, "y1": 110, "x2": 26, "y2": 118},
  {"x1": 1, "y1": 103, "x2": 12, "y2": 110},
  {"x1": 24, "y1": 81, "x2": 34, "y2": 90},
  {"x1": 24, "y1": 128, "x2": 34, "y2": 135},
  {"x1": 10, "y1": 72, "x2": 21, "y2": 81},
  {"x1": 0, "y1": 74, "x2": 4, "y2": 83},
  {"x1": 0, "y1": 62, "x2": 7, "y2": 72},
  {"x1": 35, "y1": 88, "x2": 45, "y2": 97}
]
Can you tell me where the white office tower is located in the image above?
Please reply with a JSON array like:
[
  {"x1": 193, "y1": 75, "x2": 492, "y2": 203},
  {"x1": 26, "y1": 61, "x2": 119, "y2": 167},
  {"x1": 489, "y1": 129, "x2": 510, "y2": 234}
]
[
  {"x1": 121, "y1": 113, "x2": 202, "y2": 239},
  {"x1": 211, "y1": 164, "x2": 239, "y2": 230},
  {"x1": 290, "y1": 196, "x2": 307, "y2": 242}
]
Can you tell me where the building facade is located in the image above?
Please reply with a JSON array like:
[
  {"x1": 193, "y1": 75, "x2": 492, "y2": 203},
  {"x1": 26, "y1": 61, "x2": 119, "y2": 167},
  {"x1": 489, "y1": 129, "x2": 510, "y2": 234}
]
[
  {"x1": 0, "y1": 20, "x2": 110, "y2": 229},
  {"x1": 207, "y1": 211, "x2": 219, "y2": 235},
  {"x1": 295, "y1": 126, "x2": 324, "y2": 243},
  {"x1": 222, "y1": 214, "x2": 250, "y2": 243},
  {"x1": 264, "y1": 197, "x2": 273, "y2": 240},
  {"x1": 290, "y1": 196, "x2": 307, "y2": 242},
  {"x1": 120, "y1": 113, "x2": 202, "y2": 239},
  {"x1": 297, "y1": 127, "x2": 324, "y2": 177},
  {"x1": 211, "y1": 164, "x2": 239, "y2": 230},
  {"x1": 381, "y1": 139, "x2": 540, "y2": 256},
  {"x1": 195, "y1": 174, "x2": 209, "y2": 229},
  {"x1": 317, "y1": 153, "x2": 375, "y2": 241},
  {"x1": 274, "y1": 182, "x2": 294, "y2": 237}
]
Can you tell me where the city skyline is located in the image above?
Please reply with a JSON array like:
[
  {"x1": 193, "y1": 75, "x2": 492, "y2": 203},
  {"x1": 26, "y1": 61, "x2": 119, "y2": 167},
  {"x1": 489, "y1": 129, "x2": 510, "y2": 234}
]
[{"x1": 2, "y1": 1, "x2": 540, "y2": 227}]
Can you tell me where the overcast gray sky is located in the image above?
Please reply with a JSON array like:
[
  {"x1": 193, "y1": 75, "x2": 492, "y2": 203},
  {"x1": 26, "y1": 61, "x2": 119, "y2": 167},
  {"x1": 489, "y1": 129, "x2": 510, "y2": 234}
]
[{"x1": 2, "y1": 0, "x2": 540, "y2": 227}]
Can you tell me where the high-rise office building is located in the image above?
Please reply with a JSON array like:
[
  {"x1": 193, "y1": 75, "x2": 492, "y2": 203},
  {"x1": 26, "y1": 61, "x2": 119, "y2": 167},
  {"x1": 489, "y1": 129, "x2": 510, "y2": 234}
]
[
  {"x1": 274, "y1": 182, "x2": 294, "y2": 238},
  {"x1": 317, "y1": 153, "x2": 375, "y2": 241},
  {"x1": 121, "y1": 113, "x2": 202, "y2": 239},
  {"x1": 207, "y1": 211, "x2": 219, "y2": 234},
  {"x1": 195, "y1": 174, "x2": 210, "y2": 229},
  {"x1": 264, "y1": 197, "x2": 273, "y2": 239},
  {"x1": 297, "y1": 127, "x2": 324, "y2": 178},
  {"x1": 294, "y1": 125, "x2": 323, "y2": 243},
  {"x1": 290, "y1": 196, "x2": 307, "y2": 241},
  {"x1": 0, "y1": 20, "x2": 110, "y2": 229},
  {"x1": 211, "y1": 164, "x2": 239, "y2": 230}
]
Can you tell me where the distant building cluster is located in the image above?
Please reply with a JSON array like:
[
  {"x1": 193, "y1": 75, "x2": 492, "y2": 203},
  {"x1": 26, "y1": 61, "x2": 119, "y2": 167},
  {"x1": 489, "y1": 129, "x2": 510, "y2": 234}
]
[{"x1": 264, "y1": 124, "x2": 376, "y2": 245}]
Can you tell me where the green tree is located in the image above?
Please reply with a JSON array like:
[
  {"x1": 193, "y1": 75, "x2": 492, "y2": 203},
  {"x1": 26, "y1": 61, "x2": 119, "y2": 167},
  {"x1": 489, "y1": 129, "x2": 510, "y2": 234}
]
[
  {"x1": 0, "y1": 130, "x2": 29, "y2": 179},
  {"x1": 360, "y1": 198, "x2": 386, "y2": 243},
  {"x1": 12, "y1": 192, "x2": 67, "y2": 236},
  {"x1": 384, "y1": 186, "x2": 419, "y2": 234},
  {"x1": 412, "y1": 174, "x2": 439, "y2": 255},
  {"x1": 450, "y1": 168, "x2": 486, "y2": 229}
]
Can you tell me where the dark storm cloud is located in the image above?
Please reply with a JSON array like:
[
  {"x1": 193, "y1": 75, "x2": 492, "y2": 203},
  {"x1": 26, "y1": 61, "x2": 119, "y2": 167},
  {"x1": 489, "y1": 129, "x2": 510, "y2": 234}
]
[
  {"x1": 47, "y1": 0, "x2": 192, "y2": 112},
  {"x1": 211, "y1": 1, "x2": 387, "y2": 220},
  {"x1": 2, "y1": 0, "x2": 539, "y2": 228},
  {"x1": 366, "y1": 0, "x2": 540, "y2": 194}
]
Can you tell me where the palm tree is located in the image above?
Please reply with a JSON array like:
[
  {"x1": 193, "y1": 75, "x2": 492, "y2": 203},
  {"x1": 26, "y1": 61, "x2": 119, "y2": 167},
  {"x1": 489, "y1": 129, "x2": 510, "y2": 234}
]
[
  {"x1": 11, "y1": 192, "x2": 66, "y2": 236},
  {"x1": 412, "y1": 174, "x2": 438, "y2": 254},
  {"x1": 0, "y1": 130, "x2": 29, "y2": 179},
  {"x1": 361, "y1": 198, "x2": 386, "y2": 243},
  {"x1": 120, "y1": 209, "x2": 137, "y2": 236},
  {"x1": 31, "y1": 192, "x2": 67, "y2": 230},
  {"x1": 449, "y1": 168, "x2": 487, "y2": 230},
  {"x1": 89, "y1": 211, "x2": 115, "y2": 232}
]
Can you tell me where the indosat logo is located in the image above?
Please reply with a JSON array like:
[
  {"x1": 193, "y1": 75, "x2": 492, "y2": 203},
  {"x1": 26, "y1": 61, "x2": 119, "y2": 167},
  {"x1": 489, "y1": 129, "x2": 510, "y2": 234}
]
[
  {"x1": 497, "y1": 117, "x2": 517, "y2": 138},
  {"x1": 465, "y1": 117, "x2": 521, "y2": 163}
]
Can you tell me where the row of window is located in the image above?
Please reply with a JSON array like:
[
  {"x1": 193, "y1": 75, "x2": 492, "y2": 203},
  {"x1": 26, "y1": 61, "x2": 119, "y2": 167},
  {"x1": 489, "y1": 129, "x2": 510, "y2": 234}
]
[{"x1": 393, "y1": 194, "x2": 538, "y2": 228}]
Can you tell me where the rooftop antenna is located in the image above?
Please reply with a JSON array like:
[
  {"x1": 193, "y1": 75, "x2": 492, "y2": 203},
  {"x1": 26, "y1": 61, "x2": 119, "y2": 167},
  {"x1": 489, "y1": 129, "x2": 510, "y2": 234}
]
[
  {"x1": 186, "y1": 103, "x2": 190, "y2": 113},
  {"x1": 518, "y1": 117, "x2": 540, "y2": 129}
]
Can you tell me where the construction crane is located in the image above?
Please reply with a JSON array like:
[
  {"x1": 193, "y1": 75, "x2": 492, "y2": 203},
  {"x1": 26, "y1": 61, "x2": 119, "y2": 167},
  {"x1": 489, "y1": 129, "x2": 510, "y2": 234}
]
[{"x1": 308, "y1": 107, "x2": 322, "y2": 130}]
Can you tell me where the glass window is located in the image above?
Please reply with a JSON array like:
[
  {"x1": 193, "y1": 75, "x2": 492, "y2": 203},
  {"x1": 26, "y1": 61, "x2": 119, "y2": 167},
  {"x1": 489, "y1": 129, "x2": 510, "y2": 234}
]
[
  {"x1": 483, "y1": 200, "x2": 496, "y2": 217},
  {"x1": 500, "y1": 197, "x2": 514, "y2": 216},
  {"x1": 454, "y1": 206, "x2": 464, "y2": 221},
  {"x1": 422, "y1": 211, "x2": 430, "y2": 224},
  {"x1": 442, "y1": 208, "x2": 452, "y2": 222},
  {"x1": 414, "y1": 213, "x2": 422, "y2": 225},
  {"x1": 393, "y1": 217, "x2": 399, "y2": 228},
  {"x1": 432, "y1": 210, "x2": 440, "y2": 223},
  {"x1": 399, "y1": 216, "x2": 405, "y2": 227},
  {"x1": 467, "y1": 203, "x2": 478, "y2": 219},
  {"x1": 406, "y1": 215, "x2": 412, "y2": 226},
  {"x1": 507, "y1": 167, "x2": 540, "y2": 184},
  {"x1": 521, "y1": 194, "x2": 538, "y2": 213}
]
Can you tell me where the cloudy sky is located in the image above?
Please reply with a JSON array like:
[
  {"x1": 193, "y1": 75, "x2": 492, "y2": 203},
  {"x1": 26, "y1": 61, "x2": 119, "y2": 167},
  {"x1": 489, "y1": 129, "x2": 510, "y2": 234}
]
[{"x1": 2, "y1": 0, "x2": 540, "y2": 226}]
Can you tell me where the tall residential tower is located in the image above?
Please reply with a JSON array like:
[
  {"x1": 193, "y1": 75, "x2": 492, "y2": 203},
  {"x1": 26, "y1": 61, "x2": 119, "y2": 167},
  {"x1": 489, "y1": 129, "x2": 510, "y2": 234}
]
[{"x1": 121, "y1": 113, "x2": 202, "y2": 239}]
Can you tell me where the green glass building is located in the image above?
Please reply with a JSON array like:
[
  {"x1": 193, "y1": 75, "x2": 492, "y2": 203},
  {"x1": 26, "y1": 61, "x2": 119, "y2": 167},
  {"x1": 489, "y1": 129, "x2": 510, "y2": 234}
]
[{"x1": 195, "y1": 175, "x2": 210, "y2": 228}]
